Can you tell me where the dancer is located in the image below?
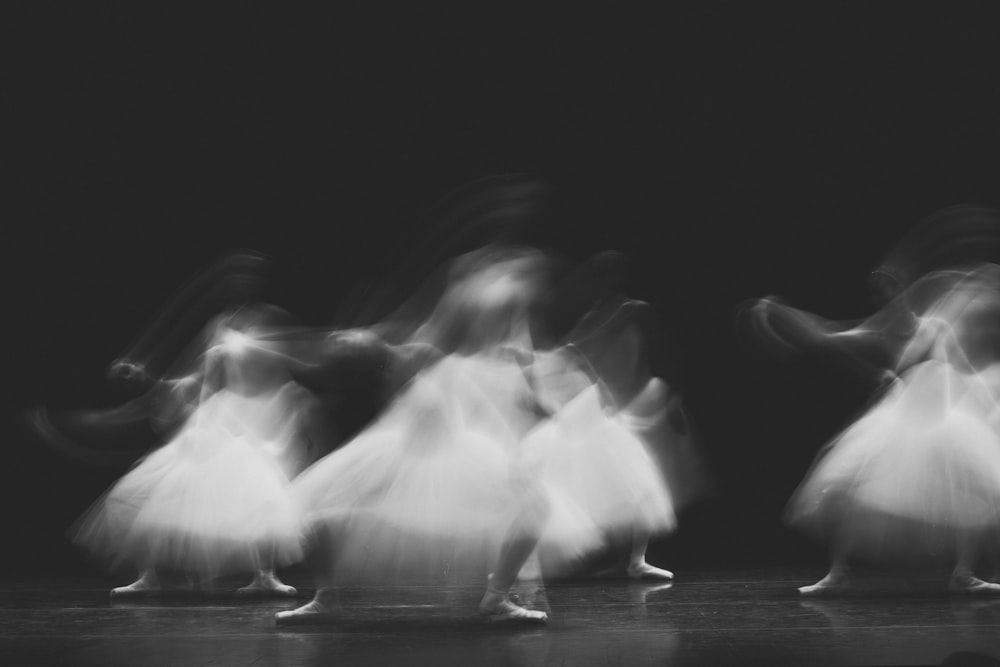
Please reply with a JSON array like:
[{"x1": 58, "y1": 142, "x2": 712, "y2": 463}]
[
  {"x1": 69, "y1": 303, "x2": 327, "y2": 597},
  {"x1": 524, "y1": 342, "x2": 677, "y2": 581},
  {"x1": 275, "y1": 246, "x2": 599, "y2": 626},
  {"x1": 749, "y1": 264, "x2": 1000, "y2": 595},
  {"x1": 518, "y1": 251, "x2": 707, "y2": 582},
  {"x1": 28, "y1": 250, "x2": 275, "y2": 465}
]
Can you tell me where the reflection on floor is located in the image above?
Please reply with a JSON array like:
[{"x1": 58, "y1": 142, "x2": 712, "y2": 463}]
[{"x1": 2, "y1": 569, "x2": 1000, "y2": 666}]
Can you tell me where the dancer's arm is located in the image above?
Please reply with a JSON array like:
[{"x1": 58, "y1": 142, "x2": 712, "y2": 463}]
[
  {"x1": 748, "y1": 297, "x2": 898, "y2": 383},
  {"x1": 895, "y1": 316, "x2": 944, "y2": 372}
]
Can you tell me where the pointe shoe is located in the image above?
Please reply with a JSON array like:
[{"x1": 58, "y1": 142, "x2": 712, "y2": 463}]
[
  {"x1": 949, "y1": 575, "x2": 1000, "y2": 595},
  {"x1": 479, "y1": 590, "x2": 547, "y2": 624},
  {"x1": 627, "y1": 562, "x2": 675, "y2": 581},
  {"x1": 111, "y1": 579, "x2": 159, "y2": 598},
  {"x1": 237, "y1": 576, "x2": 297, "y2": 597},
  {"x1": 274, "y1": 600, "x2": 340, "y2": 626},
  {"x1": 479, "y1": 599, "x2": 548, "y2": 624},
  {"x1": 798, "y1": 574, "x2": 850, "y2": 597}
]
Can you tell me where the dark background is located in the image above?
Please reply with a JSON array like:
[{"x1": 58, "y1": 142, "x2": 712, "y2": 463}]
[{"x1": 6, "y1": 5, "x2": 1000, "y2": 577}]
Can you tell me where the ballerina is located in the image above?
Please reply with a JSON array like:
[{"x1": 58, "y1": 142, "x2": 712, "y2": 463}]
[
  {"x1": 524, "y1": 341, "x2": 677, "y2": 581},
  {"x1": 522, "y1": 312, "x2": 673, "y2": 580},
  {"x1": 69, "y1": 303, "x2": 328, "y2": 598},
  {"x1": 750, "y1": 264, "x2": 1000, "y2": 596},
  {"x1": 27, "y1": 250, "x2": 277, "y2": 467},
  {"x1": 517, "y1": 251, "x2": 707, "y2": 583},
  {"x1": 275, "y1": 245, "x2": 600, "y2": 626}
]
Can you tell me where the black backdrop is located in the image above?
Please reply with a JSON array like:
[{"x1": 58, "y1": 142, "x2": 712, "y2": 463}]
[{"x1": 7, "y1": 5, "x2": 1000, "y2": 576}]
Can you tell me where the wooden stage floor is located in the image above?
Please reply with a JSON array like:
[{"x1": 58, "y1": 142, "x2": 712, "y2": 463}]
[{"x1": 3, "y1": 569, "x2": 1000, "y2": 666}]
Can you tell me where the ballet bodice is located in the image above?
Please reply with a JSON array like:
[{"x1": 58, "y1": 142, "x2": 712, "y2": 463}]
[
  {"x1": 424, "y1": 353, "x2": 541, "y2": 441},
  {"x1": 210, "y1": 329, "x2": 293, "y2": 397},
  {"x1": 531, "y1": 347, "x2": 594, "y2": 413}
]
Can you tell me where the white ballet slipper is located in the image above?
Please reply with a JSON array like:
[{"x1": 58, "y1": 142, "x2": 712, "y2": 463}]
[
  {"x1": 274, "y1": 600, "x2": 341, "y2": 625},
  {"x1": 237, "y1": 574, "x2": 297, "y2": 597},
  {"x1": 479, "y1": 589, "x2": 547, "y2": 624},
  {"x1": 627, "y1": 562, "x2": 674, "y2": 581},
  {"x1": 110, "y1": 577, "x2": 160, "y2": 598},
  {"x1": 798, "y1": 572, "x2": 851, "y2": 597},
  {"x1": 949, "y1": 575, "x2": 1000, "y2": 595}
]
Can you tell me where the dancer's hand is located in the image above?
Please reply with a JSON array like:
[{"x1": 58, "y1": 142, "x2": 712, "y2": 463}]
[
  {"x1": 878, "y1": 369, "x2": 900, "y2": 386},
  {"x1": 107, "y1": 359, "x2": 155, "y2": 389},
  {"x1": 166, "y1": 375, "x2": 200, "y2": 394}
]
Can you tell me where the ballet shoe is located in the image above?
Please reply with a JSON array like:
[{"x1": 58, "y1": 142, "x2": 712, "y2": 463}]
[
  {"x1": 237, "y1": 575, "x2": 297, "y2": 597},
  {"x1": 479, "y1": 590, "x2": 547, "y2": 624},
  {"x1": 479, "y1": 600, "x2": 548, "y2": 624},
  {"x1": 511, "y1": 585, "x2": 550, "y2": 614},
  {"x1": 274, "y1": 600, "x2": 341, "y2": 626},
  {"x1": 949, "y1": 575, "x2": 1000, "y2": 595},
  {"x1": 627, "y1": 562, "x2": 674, "y2": 581},
  {"x1": 798, "y1": 573, "x2": 851, "y2": 597},
  {"x1": 110, "y1": 579, "x2": 160, "y2": 598},
  {"x1": 485, "y1": 575, "x2": 522, "y2": 605}
]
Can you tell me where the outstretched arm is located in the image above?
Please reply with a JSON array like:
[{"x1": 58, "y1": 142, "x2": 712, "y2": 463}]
[
  {"x1": 745, "y1": 297, "x2": 898, "y2": 383},
  {"x1": 110, "y1": 251, "x2": 270, "y2": 379}
]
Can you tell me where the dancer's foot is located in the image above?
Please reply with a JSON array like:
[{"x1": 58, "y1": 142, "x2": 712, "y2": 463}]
[
  {"x1": 111, "y1": 576, "x2": 159, "y2": 598},
  {"x1": 479, "y1": 588, "x2": 547, "y2": 624},
  {"x1": 627, "y1": 561, "x2": 674, "y2": 581},
  {"x1": 798, "y1": 572, "x2": 850, "y2": 597},
  {"x1": 509, "y1": 581, "x2": 550, "y2": 614},
  {"x1": 274, "y1": 600, "x2": 341, "y2": 626},
  {"x1": 237, "y1": 573, "x2": 297, "y2": 597},
  {"x1": 949, "y1": 575, "x2": 1000, "y2": 595}
]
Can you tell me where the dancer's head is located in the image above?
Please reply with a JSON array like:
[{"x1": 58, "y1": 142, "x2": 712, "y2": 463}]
[
  {"x1": 416, "y1": 244, "x2": 552, "y2": 354},
  {"x1": 205, "y1": 303, "x2": 298, "y2": 390},
  {"x1": 929, "y1": 264, "x2": 1000, "y2": 368}
]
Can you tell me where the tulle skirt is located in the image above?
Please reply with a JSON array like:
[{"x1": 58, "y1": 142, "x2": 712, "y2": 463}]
[
  {"x1": 619, "y1": 378, "x2": 712, "y2": 515},
  {"x1": 72, "y1": 386, "x2": 312, "y2": 579},
  {"x1": 788, "y1": 360, "x2": 1000, "y2": 563},
  {"x1": 292, "y1": 366, "x2": 600, "y2": 585},
  {"x1": 524, "y1": 384, "x2": 677, "y2": 560}
]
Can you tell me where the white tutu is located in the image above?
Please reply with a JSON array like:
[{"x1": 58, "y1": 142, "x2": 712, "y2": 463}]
[
  {"x1": 72, "y1": 383, "x2": 314, "y2": 579},
  {"x1": 525, "y1": 384, "x2": 676, "y2": 543},
  {"x1": 788, "y1": 360, "x2": 1000, "y2": 562},
  {"x1": 619, "y1": 378, "x2": 711, "y2": 514},
  {"x1": 293, "y1": 354, "x2": 600, "y2": 584}
]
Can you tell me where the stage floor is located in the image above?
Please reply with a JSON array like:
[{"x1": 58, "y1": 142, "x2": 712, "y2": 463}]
[{"x1": 3, "y1": 569, "x2": 1000, "y2": 666}]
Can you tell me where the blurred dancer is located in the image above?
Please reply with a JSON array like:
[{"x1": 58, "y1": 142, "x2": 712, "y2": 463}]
[
  {"x1": 28, "y1": 251, "x2": 273, "y2": 466},
  {"x1": 524, "y1": 313, "x2": 677, "y2": 581},
  {"x1": 70, "y1": 303, "x2": 328, "y2": 597},
  {"x1": 749, "y1": 264, "x2": 1000, "y2": 595},
  {"x1": 276, "y1": 246, "x2": 598, "y2": 626},
  {"x1": 520, "y1": 251, "x2": 707, "y2": 582}
]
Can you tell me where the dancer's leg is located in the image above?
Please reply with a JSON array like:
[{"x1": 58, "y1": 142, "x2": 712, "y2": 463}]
[
  {"x1": 950, "y1": 531, "x2": 1000, "y2": 594},
  {"x1": 480, "y1": 486, "x2": 550, "y2": 623},
  {"x1": 798, "y1": 552, "x2": 852, "y2": 596},
  {"x1": 274, "y1": 524, "x2": 343, "y2": 624},
  {"x1": 111, "y1": 568, "x2": 160, "y2": 598},
  {"x1": 237, "y1": 542, "x2": 297, "y2": 597},
  {"x1": 516, "y1": 550, "x2": 542, "y2": 581},
  {"x1": 626, "y1": 530, "x2": 674, "y2": 581}
]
